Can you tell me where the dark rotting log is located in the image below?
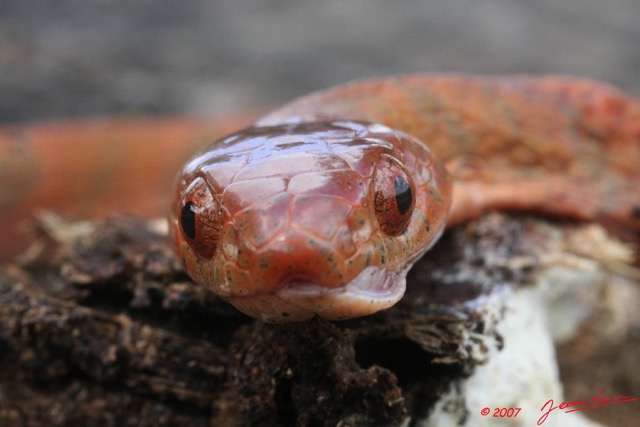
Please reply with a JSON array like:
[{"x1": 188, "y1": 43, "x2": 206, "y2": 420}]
[{"x1": 1, "y1": 214, "x2": 637, "y2": 426}]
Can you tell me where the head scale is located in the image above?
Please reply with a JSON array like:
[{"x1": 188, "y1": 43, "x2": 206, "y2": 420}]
[{"x1": 171, "y1": 120, "x2": 451, "y2": 322}]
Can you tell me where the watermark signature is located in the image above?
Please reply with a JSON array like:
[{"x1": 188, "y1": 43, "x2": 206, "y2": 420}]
[{"x1": 537, "y1": 390, "x2": 637, "y2": 425}]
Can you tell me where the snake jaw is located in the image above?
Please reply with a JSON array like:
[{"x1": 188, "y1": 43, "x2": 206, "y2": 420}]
[{"x1": 228, "y1": 266, "x2": 407, "y2": 323}]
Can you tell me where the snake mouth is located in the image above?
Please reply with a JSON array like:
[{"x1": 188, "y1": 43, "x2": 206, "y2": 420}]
[{"x1": 272, "y1": 266, "x2": 407, "y2": 321}]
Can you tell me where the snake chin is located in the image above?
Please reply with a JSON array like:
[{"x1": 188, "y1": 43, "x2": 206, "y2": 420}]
[{"x1": 229, "y1": 266, "x2": 407, "y2": 323}]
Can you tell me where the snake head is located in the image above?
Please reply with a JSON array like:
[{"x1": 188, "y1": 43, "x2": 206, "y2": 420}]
[{"x1": 171, "y1": 121, "x2": 451, "y2": 322}]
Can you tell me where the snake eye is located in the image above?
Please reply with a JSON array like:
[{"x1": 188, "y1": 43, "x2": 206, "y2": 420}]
[
  {"x1": 180, "y1": 202, "x2": 197, "y2": 239},
  {"x1": 394, "y1": 175, "x2": 412, "y2": 215},
  {"x1": 373, "y1": 156, "x2": 415, "y2": 236},
  {"x1": 178, "y1": 177, "x2": 219, "y2": 259}
]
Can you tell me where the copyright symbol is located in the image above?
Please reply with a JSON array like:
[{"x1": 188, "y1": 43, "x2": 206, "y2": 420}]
[{"x1": 481, "y1": 407, "x2": 490, "y2": 416}]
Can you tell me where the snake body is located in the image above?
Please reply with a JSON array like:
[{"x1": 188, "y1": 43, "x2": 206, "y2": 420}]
[{"x1": 171, "y1": 75, "x2": 640, "y2": 322}]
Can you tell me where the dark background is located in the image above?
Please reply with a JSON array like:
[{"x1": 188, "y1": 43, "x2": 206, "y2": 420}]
[{"x1": 1, "y1": 0, "x2": 639, "y2": 124}]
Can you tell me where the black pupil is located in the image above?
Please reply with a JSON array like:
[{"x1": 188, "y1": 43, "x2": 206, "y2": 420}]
[
  {"x1": 394, "y1": 176, "x2": 412, "y2": 215},
  {"x1": 180, "y1": 202, "x2": 197, "y2": 239}
]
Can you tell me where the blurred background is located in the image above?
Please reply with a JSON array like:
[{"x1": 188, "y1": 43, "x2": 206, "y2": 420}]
[
  {"x1": 1, "y1": 4, "x2": 639, "y2": 426},
  {"x1": 1, "y1": 0, "x2": 639, "y2": 124}
]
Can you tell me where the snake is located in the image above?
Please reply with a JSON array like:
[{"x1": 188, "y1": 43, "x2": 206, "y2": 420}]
[{"x1": 170, "y1": 74, "x2": 640, "y2": 323}]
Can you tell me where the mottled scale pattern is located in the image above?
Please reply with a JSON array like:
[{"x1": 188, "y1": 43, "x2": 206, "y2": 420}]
[{"x1": 260, "y1": 75, "x2": 640, "y2": 231}]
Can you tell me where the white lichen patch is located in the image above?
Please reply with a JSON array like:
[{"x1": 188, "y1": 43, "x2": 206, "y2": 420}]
[
  {"x1": 415, "y1": 220, "x2": 639, "y2": 427},
  {"x1": 419, "y1": 287, "x2": 603, "y2": 427}
]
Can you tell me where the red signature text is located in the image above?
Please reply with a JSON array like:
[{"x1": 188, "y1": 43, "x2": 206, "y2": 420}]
[{"x1": 537, "y1": 390, "x2": 637, "y2": 425}]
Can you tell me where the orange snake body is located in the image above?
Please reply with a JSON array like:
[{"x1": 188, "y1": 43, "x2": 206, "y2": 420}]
[
  {"x1": 171, "y1": 75, "x2": 640, "y2": 322},
  {"x1": 2, "y1": 75, "x2": 639, "y2": 322}
]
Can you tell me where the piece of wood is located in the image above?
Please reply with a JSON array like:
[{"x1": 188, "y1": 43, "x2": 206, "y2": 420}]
[{"x1": 0, "y1": 214, "x2": 637, "y2": 426}]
